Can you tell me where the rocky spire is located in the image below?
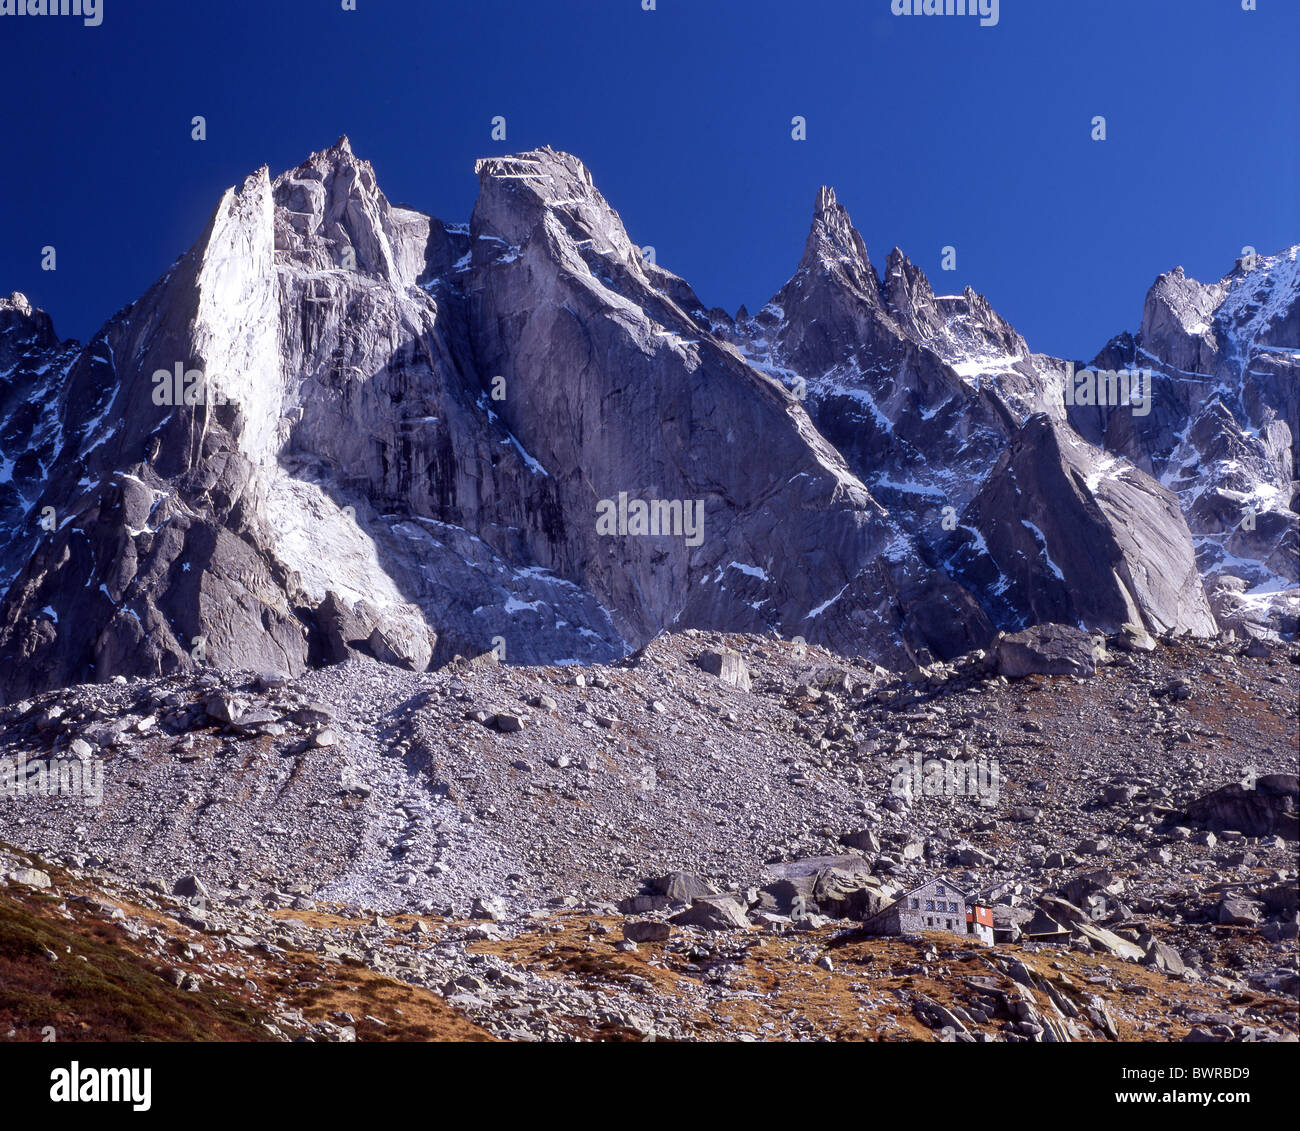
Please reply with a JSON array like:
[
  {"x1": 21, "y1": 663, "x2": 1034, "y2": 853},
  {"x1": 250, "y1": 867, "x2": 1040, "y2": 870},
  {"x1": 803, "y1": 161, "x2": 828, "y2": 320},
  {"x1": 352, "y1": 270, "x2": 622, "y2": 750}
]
[
  {"x1": 272, "y1": 136, "x2": 421, "y2": 285},
  {"x1": 881, "y1": 247, "x2": 940, "y2": 333},
  {"x1": 795, "y1": 186, "x2": 878, "y2": 297},
  {"x1": 471, "y1": 147, "x2": 633, "y2": 265}
]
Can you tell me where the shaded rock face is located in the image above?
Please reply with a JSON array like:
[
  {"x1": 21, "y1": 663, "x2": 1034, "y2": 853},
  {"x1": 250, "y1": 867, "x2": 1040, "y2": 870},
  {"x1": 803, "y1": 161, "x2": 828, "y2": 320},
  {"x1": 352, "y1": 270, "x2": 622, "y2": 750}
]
[
  {"x1": 0, "y1": 294, "x2": 80, "y2": 594},
  {"x1": 0, "y1": 143, "x2": 1292, "y2": 699},
  {"x1": 316, "y1": 591, "x2": 434, "y2": 672},
  {"x1": 947, "y1": 415, "x2": 1217, "y2": 636}
]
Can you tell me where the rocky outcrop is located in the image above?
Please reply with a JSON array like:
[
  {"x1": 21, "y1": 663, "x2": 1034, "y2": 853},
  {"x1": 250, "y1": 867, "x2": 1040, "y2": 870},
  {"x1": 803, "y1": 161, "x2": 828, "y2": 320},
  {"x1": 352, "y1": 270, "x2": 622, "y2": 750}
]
[
  {"x1": 947, "y1": 415, "x2": 1217, "y2": 636},
  {"x1": 0, "y1": 293, "x2": 80, "y2": 594}
]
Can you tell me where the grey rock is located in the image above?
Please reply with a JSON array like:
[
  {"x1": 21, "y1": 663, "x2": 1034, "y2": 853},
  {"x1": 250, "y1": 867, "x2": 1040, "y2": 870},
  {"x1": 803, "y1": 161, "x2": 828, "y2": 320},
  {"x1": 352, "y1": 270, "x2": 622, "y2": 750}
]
[
  {"x1": 1101, "y1": 783, "x2": 1141, "y2": 806},
  {"x1": 622, "y1": 920, "x2": 672, "y2": 943},
  {"x1": 230, "y1": 708, "x2": 281, "y2": 735},
  {"x1": 318, "y1": 590, "x2": 434, "y2": 673},
  {"x1": 812, "y1": 866, "x2": 891, "y2": 919},
  {"x1": 0, "y1": 143, "x2": 996, "y2": 697},
  {"x1": 1140, "y1": 937, "x2": 1186, "y2": 976},
  {"x1": 953, "y1": 845, "x2": 996, "y2": 868},
  {"x1": 695, "y1": 649, "x2": 752, "y2": 692},
  {"x1": 1114, "y1": 622, "x2": 1157, "y2": 652},
  {"x1": 471, "y1": 896, "x2": 509, "y2": 922},
  {"x1": 994, "y1": 624, "x2": 1101, "y2": 679},
  {"x1": 1217, "y1": 898, "x2": 1264, "y2": 927},
  {"x1": 647, "y1": 871, "x2": 718, "y2": 904},
  {"x1": 1184, "y1": 776, "x2": 1298, "y2": 840},
  {"x1": 1072, "y1": 256, "x2": 1300, "y2": 637},
  {"x1": 671, "y1": 894, "x2": 751, "y2": 932},
  {"x1": 953, "y1": 416, "x2": 1215, "y2": 640},
  {"x1": 839, "y1": 829, "x2": 881, "y2": 854},
  {"x1": 204, "y1": 694, "x2": 243, "y2": 725},
  {"x1": 172, "y1": 874, "x2": 210, "y2": 899}
]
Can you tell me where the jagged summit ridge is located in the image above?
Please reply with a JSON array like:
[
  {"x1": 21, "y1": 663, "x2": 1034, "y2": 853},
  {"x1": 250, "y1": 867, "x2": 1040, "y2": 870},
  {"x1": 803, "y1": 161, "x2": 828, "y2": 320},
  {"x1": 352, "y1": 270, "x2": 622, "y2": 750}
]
[
  {"x1": 0, "y1": 141, "x2": 1293, "y2": 699},
  {"x1": 0, "y1": 142, "x2": 995, "y2": 697}
]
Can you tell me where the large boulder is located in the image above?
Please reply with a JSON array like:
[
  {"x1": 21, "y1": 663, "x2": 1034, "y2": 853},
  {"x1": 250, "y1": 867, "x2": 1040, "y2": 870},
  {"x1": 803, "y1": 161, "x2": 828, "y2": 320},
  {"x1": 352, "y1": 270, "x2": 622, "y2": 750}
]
[
  {"x1": 839, "y1": 829, "x2": 882, "y2": 854},
  {"x1": 813, "y1": 867, "x2": 892, "y2": 920},
  {"x1": 1140, "y1": 936, "x2": 1186, "y2": 976},
  {"x1": 695, "y1": 649, "x2": 752, "y2": 692},
  {"x1": 1038, "y1": 895, "x2": 1145, "y2": 960},
  {"x1": 995, "y1": 623, "x2": 1101, "y2": 679},
  {"x1": 1183, "y1": 775, "x2": 1298, "y2": 840},
  {"x1": 647, "y1": 871, "x2": 719, "y2": 904},
  {"x1": 670, "y1": 894, "x2": 751, "y2": 931},
  {"x1": 317, "y1": 591, "x2": 434, "y2": 672},
  {"x1": 992, "y1": 904, "x2": 1035, "y2": 943},
  {"x1": 623, "y1": 920, "x2": 672, "y2": 944},
  {"x1": 757, "y1": 855, "x2": 887, "y2": 918},
  {"x1": 1217, "y1": 898, "x2": 1264, "y2": 927}
]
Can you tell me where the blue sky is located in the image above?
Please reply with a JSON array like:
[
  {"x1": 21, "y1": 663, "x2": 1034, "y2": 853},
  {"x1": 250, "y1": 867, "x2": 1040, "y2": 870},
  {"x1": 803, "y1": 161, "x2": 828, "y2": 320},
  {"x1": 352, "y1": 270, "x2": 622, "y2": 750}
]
[{"x1": 1, "y1": 0, "x2": 1296, "y2": 358}]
